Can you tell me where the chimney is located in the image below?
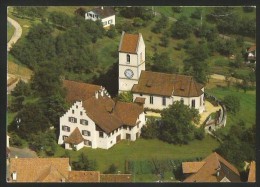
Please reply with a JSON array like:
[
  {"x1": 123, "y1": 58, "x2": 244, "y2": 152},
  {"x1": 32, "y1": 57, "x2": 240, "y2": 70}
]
[
  {"x1": 95, "y1": 91, "x2": 98, "y2": 99},
  {"x1": 12, "y1": 171, "x2": 17, "y2": 181}
]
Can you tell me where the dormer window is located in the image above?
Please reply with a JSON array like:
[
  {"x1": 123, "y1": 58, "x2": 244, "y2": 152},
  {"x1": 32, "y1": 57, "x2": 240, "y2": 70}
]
[{"x1": 127, "y1": 54, "x2": 130, "y2": 64}]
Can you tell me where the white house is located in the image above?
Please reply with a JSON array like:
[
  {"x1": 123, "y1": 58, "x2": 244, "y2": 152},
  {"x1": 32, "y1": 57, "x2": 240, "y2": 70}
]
[
  {"x1": 247, "y1": 45, "x2": 256, "y2": 63},
  {"x1": 118, "y1": 32, "x2": 205, "y2": 113},
  {"x1": 85, "y1": 6, "x2": 115, "y2": 28},
  {"x1": 58, "y1": 80, "x2": 145, "y2": 150}
]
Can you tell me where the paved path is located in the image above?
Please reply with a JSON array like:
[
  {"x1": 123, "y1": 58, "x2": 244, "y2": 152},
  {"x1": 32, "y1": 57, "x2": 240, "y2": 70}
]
[
  {"x1": 9, "y1": 147, "x2": 38, "y2": 158},
  {"x1": 7, "y1": 16, "x2": 22, "y2": 51},
  {"x1": 199, "y1": 101, "x2": 221, "y2": 126},
  {"x1": 210, "y1": 74, "x2": 242, "y2": 83}
]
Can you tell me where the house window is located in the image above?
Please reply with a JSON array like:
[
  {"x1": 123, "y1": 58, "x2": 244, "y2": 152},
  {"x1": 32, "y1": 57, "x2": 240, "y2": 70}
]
[
  {"x1": 84, "y1": 140, "x2": 92, "y2": 146},
  {"x1": 103, "y1": 21, "x2": 107, "y2": 26},
  {"x1": 68, "y1": 117, "x2": 77, "y2": 123},
  {"x1": 192, "y1": 99, "x2": 196, "y2": 108},
  {"x1": 62, "y1": 126, "x2": 70, "y2": 132},
  {"x1": 63, "y1": 135, "x2": 68, "y2": 140},
  {"x1": 129, "y1": 127, "x2": 133, "y2": 130},
  {"x1": 80, "y1": 119, "x2": 88, "y2": 126},
  {"x1": 180, "y1": 98, "x2": 184, "y2": 104},
  {"x1": 127, "y1": 54, "x2": 130, "y2": 64},
  {"x1": 162, "y1": 97, "x2": 166, "y2": 106},
  {"x1": 72, "y1": 110, "x2": 74, "y2": 114},
  {"x1": 140, "y1": 94, "x2": 143, "y2": 96},
  {"x1": 108, "y1": 19, "x2": 113, "y2": 24},
  {"x1": 76, "y1": 105, "x2": 78, "y2": 109},
  {"x1": 80, "y1": 111, "x2": 83, "y2": 116},
  {"x1": 82, "y1": 130, "x2": 91, "y2": 136},
  {"x1": 150, "y1": 96, "x2": 153, "y2": 104},
  {"x1": 123, "y1": 125, "x2": 127, "y2": 130},
  {"x1": 99, "y1": 131, "x2": 104, "y2": 138}
]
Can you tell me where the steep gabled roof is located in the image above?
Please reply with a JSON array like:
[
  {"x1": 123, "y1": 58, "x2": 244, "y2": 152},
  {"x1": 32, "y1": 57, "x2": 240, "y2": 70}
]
[
  {"x1": 9, "y1": 158, "x2": 70, "y2": 182},
  {"x1": 64, "y1": 127, "x2": 84, "y2": 145},
  {"x1": 83, "y1": 95, "x2": 122, "y2": 133},
  {"x1": 63, "y1": 80, "x2": 101, "y2": 104},
  {"x1": 248, "y1": 161, "x2": 256, "y2": 182},
  {"x1": 114, "y1": 101, "x2": 144, "y2": 126},
  {"x1": 118, "y1": 32, "x2": 141, "y2": 54},
  {"x1": 183, "y1": 152, "x2": 240, "y2": 182},
  {"x1": 68, "y1": 171, "x2": 100, "y2": 182},
  {"x1": 132, "y1": 71, "x2": 204, "y2": 97},
  {"x1": 91, "y1": 7, "x2": 115, "y2": 18}
]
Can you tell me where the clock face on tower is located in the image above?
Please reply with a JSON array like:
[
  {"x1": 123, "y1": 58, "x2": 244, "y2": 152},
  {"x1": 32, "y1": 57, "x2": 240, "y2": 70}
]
[{"x1": 124, "y1": 69, "x2": 134, "y2": 79}]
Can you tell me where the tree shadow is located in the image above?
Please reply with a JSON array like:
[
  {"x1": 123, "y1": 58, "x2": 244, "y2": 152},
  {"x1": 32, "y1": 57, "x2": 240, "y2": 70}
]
[{"x1": 92, "y1": 62, "x2": 119, "y2": 97}]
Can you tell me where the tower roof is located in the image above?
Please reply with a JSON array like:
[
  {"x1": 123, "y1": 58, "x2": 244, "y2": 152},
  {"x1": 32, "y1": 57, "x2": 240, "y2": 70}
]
[{"x1": 118, "y1": 32, "x2": 142, "y2": 54}]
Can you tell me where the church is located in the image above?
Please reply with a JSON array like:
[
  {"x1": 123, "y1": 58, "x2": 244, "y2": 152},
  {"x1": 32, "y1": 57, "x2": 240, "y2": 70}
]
[{"x1": 118, "y1": 32, "x2": 205, "y2": 113}]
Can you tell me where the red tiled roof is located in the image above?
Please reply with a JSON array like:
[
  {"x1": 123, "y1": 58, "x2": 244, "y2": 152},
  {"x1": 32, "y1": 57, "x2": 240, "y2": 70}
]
[
  {"x1": 183, "y1": 152, "x2": 240, "y2": 182},
  {"x1": 114, "y1": 101, "x2": 143, "y2": 126},
  {"x1": 119, "y1": 32, "x2": 140, "y2": 54},
  {"x1": 68, "y1": 171, "x2": 100, "y2": 182},
  {"x1": 248, "y1": 45, "x2": 256, "y2": 52},
  {"x1": 248, "y1": 161, "x2": 256, "y2": 182},
  {"x1": 64, "y1": 127, "x2": 84, "y2": 145},
  {"x1": 132, "y1": 71, "x2": 204, "y2": 97},
  {"x1": 63, "y1": 80, "x2": 101, "y2": 104},
  {"x1": 182, "y1": 162, "x2": 206, "y2": 174},
  {"x1": 100, "y1": 174, "x2": 132, "y2": 182},
  {"x1": 9, "y1": 158, "x2": 70, "y2": 182}
]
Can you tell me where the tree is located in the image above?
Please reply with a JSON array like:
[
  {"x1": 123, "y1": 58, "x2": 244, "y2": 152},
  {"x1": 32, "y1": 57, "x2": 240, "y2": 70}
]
[
  {"x1": 103, "y1": 164, "x2": 118, "y2": 174},
  {"x1": 141, "y1": 118, "x2": 161, "y2": 139},
  {"x1": 11, "y1": 80, "x2": 31, "y2": 97},
  {"x1": 151, "y1": 14, "x2": 169, "y2": 34},
  {"x1": 222, "y1": 95, "x2": 240, "y2": 114},
  {"x1": 215, "y1": 122, "x2": 255, "y2": 169},
  {"x1": 171, "y1": 16, "x2": 192, "y2": 39},
  {"x1": 9, "y1": 96, "x2": 25, "y2": 112},
  {"x1": 106, "y1": 25, "x2": 117, "y2": 38},
  {"x1": 151, "y1": 52, "x2": 178, "y2": 73},
  {"x1": 9, "y1": 103, "x2": 50, "y2": 140},
  {"x1": 190, "y1": 8, "x2": 202, "y2": 19},
  {"x1": 159, "y1": 101, "x2": 200, "y2": 145},
  {"x1": 133, "y1": 17, "x2": 145, "y2": 27},
  {"x1": 119, "y1": 7, "x2": 154, "y2": 21},
  {"x1": 39, "y1": 94, "x2": 69, "y2": 128},
  {"x1": 73, "y1": 152, "x2": 97, "y2": 171},
  {"x1": 31, "y1": 60, "x2": 64, "y2": 97},
  {"x1": 172, "y1": 7, "x2": 182, "y2": 13},
  {"x1": 117, "y1": 91, "x2": 133, "y2": 103},
  {"x1": 183, "y1": 41, "x2": 209, "y2": 83}
]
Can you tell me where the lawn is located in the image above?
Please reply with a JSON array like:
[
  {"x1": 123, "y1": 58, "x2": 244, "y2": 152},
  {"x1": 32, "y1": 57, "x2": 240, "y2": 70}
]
[
  {"x1": 54, "y1": 135, "x2": 219, "y2": 181},
  {"x1": 7, "y1": 22, "x2": 15, "y2": 42},
  {"x1": 206, "y1": 86, "x2": 256, "y2": 131}
]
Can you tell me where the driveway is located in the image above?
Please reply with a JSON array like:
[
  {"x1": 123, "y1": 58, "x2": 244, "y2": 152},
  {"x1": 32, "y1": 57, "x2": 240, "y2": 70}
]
[{"x1": 7, "y1": 16, "x2": 22, "y2": 51}]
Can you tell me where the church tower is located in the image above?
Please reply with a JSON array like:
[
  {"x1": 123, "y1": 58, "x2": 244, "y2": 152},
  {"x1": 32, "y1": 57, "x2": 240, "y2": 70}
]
[{"x1": 118, "y1": 31, "x2": 145, "y2": 93}]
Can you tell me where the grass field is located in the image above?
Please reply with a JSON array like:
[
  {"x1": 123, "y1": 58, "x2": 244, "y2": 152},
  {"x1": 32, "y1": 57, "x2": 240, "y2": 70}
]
[
  {"x1": 7, "y1": 22, "x2": 15, "y2": 42},
  {"x1": 54, "y1": 136, "x2": 219, "y2": 180},
  {"x1": 206, "y1": 86, "x2": 256, "y2": 131}
]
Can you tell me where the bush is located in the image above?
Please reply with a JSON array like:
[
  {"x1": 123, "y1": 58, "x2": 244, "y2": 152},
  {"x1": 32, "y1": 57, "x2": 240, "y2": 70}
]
[
  {"x1": 172, "y1": 7, "x2": 182, "y2": 13},
  {"x1": 9, "y1": 133, "x2": 24, "y2": 148},
  {"x1": 103, "y1": 163, "x2": 118, "y2": 174},
  {"x1": 194, "y1": 128, "x2": 205, "y2": 140},
  {"x1": 133, "y1": 17, "x2": 145, "y2": 27},
  {"x1": 106, "y1": 25, "x2": 117, "y2": 38},
  {"x1": 141, "y1": 118, "x2": 160, "y2": 139},
  {"x1": 222, "y1": 95, "x2": 240, "y2": 114}
]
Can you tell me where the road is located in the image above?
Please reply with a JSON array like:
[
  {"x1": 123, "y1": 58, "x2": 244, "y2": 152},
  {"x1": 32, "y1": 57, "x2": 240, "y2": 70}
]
[{"x1": 7, "y1": 16, "x2": 22, "y2": 51}]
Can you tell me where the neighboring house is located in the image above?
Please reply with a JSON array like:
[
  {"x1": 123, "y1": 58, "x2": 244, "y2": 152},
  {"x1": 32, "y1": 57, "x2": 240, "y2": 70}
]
[
  {"x1": 85, "y1": 6, "x2": 115, "y2": 28},
  {"x1": 8, "y1": 157, "x2": 132, "y2": 182},
  {"x1": 247, "y1": 161, "x2": 255, "y2": 182},
  {"x1": 182, "y1": 152, "x2": 241, "y2": 182},
  {"x1": 8, "y1": 158, "x2": 71, "y2": 182},
  {"x1": 246, "y1": 45, "x2": 256, "y2": 63},
  {"x1": 58, "y1": 80, "x2": 145, "y2": 150},
  {"x1": 118, "y1": 32, "x2": 205, "y2": 113}
]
